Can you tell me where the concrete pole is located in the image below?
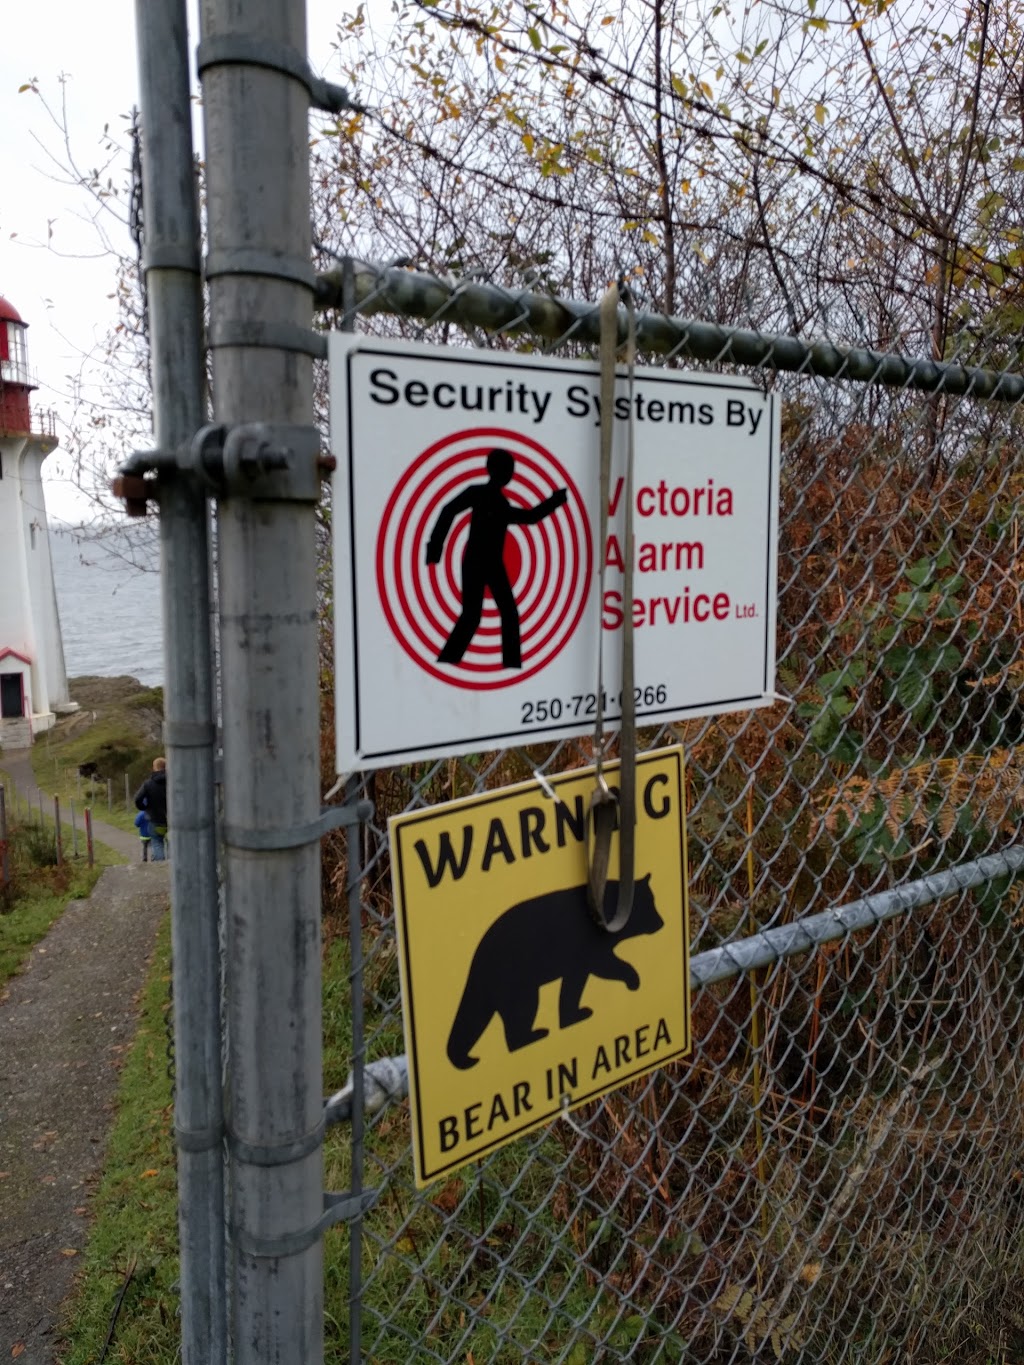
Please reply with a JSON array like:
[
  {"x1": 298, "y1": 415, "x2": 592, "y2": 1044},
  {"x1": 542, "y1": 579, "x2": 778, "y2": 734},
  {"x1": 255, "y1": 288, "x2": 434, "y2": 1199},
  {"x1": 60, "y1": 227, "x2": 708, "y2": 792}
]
[
  {"x1": 134, "y1": 1, "x2": 226, "y2": 1360},
  {"x1": 198, "y1": 1, "x2": 323, "y2": 1359}
]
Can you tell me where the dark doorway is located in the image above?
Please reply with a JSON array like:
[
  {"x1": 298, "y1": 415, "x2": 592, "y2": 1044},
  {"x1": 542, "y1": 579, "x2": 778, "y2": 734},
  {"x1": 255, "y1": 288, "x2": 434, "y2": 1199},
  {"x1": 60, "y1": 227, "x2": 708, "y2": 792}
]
[{"x1": 1, "y1": 673, "x2": 24, "y2": 718}]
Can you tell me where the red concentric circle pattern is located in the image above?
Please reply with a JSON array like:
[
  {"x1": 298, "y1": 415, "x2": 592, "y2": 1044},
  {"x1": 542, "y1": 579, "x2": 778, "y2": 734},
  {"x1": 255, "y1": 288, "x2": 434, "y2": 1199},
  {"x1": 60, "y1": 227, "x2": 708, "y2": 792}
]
[{"x1": 376, "y1": 427, "x2": 592, "y2": 690}]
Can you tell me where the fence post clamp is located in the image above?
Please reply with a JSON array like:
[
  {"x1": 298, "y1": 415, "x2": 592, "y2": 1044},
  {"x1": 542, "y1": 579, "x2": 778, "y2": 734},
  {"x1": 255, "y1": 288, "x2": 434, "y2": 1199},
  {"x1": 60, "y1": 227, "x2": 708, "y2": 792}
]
[
  {"x1": 221, "y1": 799, "x2": 374, "y2": 853},
  {"x1": 112, "y1": 424, "x2": 336, "y2": 512},
  {"x1": 191, "y1": 421, "x2": 329, "y2": 501},
  {"x1": 233, "y1": 1187, "x2": 379, "y2": 1260}
]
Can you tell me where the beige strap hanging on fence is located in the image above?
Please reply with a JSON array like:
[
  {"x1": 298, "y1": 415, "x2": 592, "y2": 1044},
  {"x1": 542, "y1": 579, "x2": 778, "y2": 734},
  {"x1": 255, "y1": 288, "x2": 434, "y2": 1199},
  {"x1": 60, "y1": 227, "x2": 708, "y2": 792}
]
[{"x1": 587, "y1": 281, "x2": 638, "y2": 932}]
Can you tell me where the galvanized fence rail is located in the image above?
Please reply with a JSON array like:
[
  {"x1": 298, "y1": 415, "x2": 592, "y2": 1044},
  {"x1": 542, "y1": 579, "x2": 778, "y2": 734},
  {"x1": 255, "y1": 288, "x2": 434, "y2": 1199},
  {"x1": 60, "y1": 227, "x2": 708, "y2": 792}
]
[{"x1": 314, "y1": 260, "x2": 1024, "y2": 1364}]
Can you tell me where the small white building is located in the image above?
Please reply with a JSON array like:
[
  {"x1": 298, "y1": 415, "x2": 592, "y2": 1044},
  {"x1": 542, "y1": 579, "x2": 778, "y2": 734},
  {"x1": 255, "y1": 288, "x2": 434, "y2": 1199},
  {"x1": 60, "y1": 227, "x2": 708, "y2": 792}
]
[{"x1": 0, "y1": 294, "x2": 76, "y2": 747}]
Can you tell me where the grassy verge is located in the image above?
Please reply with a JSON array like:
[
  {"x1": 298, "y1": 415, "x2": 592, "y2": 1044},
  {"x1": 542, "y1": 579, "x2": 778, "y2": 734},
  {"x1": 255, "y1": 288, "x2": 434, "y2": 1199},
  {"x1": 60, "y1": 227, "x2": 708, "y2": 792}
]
[
  {"x1": 22, "y1": 757, "x2": 140, "y2": 837},
  {"x1": 57, "y1": 913, "x2": 179, "y2": 1365},
  {"x1": 56, "y1": 921, "x2": 683, "y2": 1364},
  {"x1": 0, "y1": 801, "x2": 124, "y2": 985},
  {"x1": 2, "y1": 766, "x2": 133, "y2": 855},
  {"x1": 28, "y1": 677, "x2": 165, "y2": 837},
  {"x1": 0, "y1": 859, "x2": 106, "y2": 984}
]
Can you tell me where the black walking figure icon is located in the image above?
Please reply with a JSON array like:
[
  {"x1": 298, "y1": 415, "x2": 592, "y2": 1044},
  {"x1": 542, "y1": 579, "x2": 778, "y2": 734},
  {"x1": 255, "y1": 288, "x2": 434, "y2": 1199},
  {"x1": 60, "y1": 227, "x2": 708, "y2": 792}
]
[{"x1": 426, "y1": 448, "x2": 568, "y2": 668}]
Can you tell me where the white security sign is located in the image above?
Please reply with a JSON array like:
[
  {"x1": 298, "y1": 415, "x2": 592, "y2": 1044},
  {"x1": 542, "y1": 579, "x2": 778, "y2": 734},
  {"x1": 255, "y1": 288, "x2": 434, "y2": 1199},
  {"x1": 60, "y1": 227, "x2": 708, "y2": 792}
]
[{"x1": 330, "y1": 336, "x2": 779, "y2": 771}]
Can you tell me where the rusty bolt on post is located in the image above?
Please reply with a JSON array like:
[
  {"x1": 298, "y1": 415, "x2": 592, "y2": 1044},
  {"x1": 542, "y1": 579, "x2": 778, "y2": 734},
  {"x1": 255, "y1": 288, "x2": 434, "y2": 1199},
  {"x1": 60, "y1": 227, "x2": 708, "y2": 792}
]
[{"x1": 111, "y1": 473, "x2": 153, "y2": 518}]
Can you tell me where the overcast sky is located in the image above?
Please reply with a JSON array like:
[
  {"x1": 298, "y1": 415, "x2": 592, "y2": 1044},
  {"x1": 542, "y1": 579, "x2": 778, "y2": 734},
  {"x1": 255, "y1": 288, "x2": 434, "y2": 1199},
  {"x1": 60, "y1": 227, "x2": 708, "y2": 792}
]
[{"x1": 0, "y1": 0, "x2": 356, "y2": 523}]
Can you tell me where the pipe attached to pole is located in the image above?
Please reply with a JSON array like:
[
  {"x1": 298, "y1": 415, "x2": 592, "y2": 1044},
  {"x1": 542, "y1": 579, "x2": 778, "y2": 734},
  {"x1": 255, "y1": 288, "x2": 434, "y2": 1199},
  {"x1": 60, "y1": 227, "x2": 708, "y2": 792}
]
[{"x1": 133, "y1": 2, "x2": 226, "y2": 1359}]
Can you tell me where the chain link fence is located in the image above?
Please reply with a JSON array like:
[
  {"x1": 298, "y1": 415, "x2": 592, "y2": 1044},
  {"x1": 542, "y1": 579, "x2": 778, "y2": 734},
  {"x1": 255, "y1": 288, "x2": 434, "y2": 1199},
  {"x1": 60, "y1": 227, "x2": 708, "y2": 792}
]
[{"x1": 317, "y1": 261, "x2": 1024, "y2": 1363}]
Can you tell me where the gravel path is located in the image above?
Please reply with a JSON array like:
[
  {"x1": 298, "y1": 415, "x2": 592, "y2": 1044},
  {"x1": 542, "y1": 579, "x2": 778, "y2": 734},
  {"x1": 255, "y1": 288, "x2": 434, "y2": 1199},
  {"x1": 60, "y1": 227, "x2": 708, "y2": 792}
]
[{"x1": 0, "y1": 863, "x2": 169, "y2": 1362}]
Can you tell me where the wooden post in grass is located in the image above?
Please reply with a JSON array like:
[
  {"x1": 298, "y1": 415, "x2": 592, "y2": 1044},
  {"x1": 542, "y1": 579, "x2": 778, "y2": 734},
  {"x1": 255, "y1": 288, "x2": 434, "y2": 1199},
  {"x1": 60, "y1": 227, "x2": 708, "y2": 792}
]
[
  {"x1": 54, "y1": 795, "x2": 63, "y2": 867},
  {"x1": 70, "y1": 801, "x2": 79, "y2": 859},
  {"x1": 85, "y1": 809, "x2": 94, "y2": 868},
  {"x1": 0, "y1": 784, "x2": 9, "y2": 888}
]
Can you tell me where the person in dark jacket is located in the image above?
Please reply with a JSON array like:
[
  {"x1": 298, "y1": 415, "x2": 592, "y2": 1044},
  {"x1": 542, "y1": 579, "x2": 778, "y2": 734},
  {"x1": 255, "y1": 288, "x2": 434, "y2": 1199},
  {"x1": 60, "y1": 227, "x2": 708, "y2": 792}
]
[{"x1": 134, "y1": 757, "x2": 169, "y2": 862}]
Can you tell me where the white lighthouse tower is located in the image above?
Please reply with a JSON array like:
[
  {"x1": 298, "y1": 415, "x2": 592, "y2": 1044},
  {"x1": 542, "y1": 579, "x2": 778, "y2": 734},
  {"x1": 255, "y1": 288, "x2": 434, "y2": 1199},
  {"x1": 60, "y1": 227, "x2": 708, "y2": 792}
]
[{"x1": 0, "y1": 294, "x2": 75, "y2": 748}]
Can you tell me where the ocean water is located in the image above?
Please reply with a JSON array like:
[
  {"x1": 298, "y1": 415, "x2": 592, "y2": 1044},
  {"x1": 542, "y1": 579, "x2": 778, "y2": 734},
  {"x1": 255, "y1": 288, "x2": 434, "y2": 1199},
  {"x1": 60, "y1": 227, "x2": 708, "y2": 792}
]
[{"x1": 50, "y1": 526, "x2": 165, "y2": 686}]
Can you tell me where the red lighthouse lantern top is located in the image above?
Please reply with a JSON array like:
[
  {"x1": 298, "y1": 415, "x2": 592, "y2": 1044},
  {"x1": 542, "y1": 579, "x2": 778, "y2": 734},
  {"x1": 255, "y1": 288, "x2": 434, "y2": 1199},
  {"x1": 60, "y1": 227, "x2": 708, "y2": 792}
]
[
  {"x1": 0, "y1": 294, "x2": 36, "y2": 435},
  {"x1": 0, "y1": 296, "x2": 25, "y2": 326}
]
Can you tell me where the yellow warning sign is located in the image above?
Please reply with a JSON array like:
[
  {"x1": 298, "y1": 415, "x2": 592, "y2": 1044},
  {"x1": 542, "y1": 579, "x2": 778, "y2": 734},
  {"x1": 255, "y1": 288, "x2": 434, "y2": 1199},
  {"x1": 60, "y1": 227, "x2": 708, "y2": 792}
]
[{"x1": 389, "y1": 747, "x2": 691, "y2": 1186}]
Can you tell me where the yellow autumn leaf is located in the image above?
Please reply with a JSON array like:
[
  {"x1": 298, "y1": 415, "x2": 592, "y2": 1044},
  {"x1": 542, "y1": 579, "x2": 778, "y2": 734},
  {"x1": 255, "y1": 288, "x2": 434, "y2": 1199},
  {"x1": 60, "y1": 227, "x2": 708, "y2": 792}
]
[
  {"x1": 814, "y1": 102, "x2": 827, "y2": 124},
  {"x1": 141, "y1": 1168, "x2": 159, "y2": 1179}
]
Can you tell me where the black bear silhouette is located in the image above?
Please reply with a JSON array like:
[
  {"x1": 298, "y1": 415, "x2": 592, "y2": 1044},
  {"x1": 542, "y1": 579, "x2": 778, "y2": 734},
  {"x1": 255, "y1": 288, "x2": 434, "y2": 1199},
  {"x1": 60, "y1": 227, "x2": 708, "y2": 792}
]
[{"x1": 446, "y1": 874, "x2": 664, "y2": 1070}]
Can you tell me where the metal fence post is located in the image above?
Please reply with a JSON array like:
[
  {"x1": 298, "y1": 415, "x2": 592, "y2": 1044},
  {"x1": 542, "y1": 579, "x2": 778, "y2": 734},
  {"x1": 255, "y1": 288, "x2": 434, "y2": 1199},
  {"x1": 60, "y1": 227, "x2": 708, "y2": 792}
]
[
  {"x1": 70, "y1": 800, "x2": 78, "y2": 860},
  {"x1": 54, "y1": 796, "x2": 62, "y2": 868},
  {"x1": 84, "y1": 809, "x2": 94, "y2": 868},
  {"x1": 134, "y1": 1, "x2": 227, "y2": 1360},
  {"x1": 198, "y1": 0, "x2": 324, "y2": 1358}
]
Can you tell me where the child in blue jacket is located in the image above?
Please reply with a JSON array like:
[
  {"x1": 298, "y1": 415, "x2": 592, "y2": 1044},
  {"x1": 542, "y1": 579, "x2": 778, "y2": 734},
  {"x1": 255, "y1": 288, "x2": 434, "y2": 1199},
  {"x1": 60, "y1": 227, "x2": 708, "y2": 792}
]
[{"x1": 134, "y1": 809, "x2": 153, "y2": 862}]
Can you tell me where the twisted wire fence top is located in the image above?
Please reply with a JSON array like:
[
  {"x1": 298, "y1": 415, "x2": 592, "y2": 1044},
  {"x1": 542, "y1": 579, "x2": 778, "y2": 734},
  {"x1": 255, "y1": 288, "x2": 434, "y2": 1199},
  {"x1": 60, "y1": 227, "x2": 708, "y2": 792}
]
[{"x1": 316, "y1": 258, "x2": 1024, "y2": 401}]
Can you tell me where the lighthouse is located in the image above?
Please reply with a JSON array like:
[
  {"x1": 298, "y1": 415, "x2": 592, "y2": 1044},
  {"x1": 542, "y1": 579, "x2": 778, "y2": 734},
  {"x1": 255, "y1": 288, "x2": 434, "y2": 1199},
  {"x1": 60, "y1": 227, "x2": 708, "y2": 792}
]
[{"x1": 0, "y1": 295, "x2": 75, "y2": 747}]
